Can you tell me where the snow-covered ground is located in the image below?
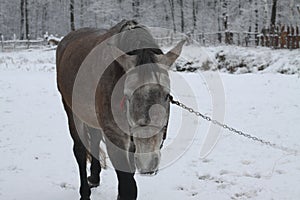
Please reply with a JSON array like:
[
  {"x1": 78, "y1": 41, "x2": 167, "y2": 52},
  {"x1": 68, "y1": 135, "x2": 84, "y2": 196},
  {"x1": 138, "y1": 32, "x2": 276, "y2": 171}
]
[
  {"x1": 1, "y1": 46, "x2": 300, "y2": 200},
  {"x1": 177, "y1": 45, "x2": 300, "y2": 75}
]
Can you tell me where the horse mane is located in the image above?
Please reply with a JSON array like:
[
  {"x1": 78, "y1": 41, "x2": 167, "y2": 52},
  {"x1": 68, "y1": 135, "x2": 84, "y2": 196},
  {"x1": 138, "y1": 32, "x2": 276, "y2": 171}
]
[
  {"x1": 117, "y1": 22, "x2": 167, "y2": 88},
  {"x1": 129, "y1": 48, "x2": 162, "y2": 66}
]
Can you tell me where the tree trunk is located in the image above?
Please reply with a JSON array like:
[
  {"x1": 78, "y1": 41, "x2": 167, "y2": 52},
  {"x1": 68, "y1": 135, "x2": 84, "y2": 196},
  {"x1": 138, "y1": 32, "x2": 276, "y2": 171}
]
[
  {"x1": 42, "y1": 1, "x2": 48, "y2": 34},
  {"x1": 132, "y1": 0, "x2": 140, "y2": 18},
  {"x1": 20, "y1": 0, "x2": 25, "y2": 39},
  {"x1": 270, "y1": 0, "x2": 277, "y2": 26},
  {"x1": 238, "y1": 0, "x2": 242, "y2": 15},
  {"x1": 263, "y1": 0, "x2": 269, "y2": 27},
  {"x1": 168, "y1": 0, "x2": 176, "y2": 32},
  {"x1": 34, "y1": 1, "x2": 38, "y2": 38},
  {"x1": 255, "y1": 0, "x2": 259, "y2": 45},
  {"x1": 289, "y1": 0, "x2": 295, "y2": 24},
  {"x1": 216, "y1": 0, "x2": 222, "y2": 43},
  {"x1": 80, "y1": 0, "x2": 84, "y2": 27},
  {"x1": 25, "y1": 0, "x2": 29, "y2": 39},
  {"x1": 192, "y1": 0, "x2": 197, "y2": 33},
  {"x1": 70, "y1": 0, "x2": 75, "y2": 31},
  {"x1": 179, "y1": 0, "x2": 184, "y2": 32},
  {"x1": 222, "y1": 0, "x2": 230, "y2": 44}
]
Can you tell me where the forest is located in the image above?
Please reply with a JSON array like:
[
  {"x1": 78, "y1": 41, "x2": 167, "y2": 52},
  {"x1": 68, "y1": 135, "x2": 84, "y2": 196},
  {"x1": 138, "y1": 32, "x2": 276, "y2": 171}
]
[{"x1": 0, "y1": 0, "x2": 300, "y2": 42}]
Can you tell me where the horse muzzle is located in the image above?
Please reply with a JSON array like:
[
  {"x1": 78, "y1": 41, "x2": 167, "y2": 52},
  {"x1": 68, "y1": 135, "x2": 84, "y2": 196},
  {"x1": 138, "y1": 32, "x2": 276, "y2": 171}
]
[{"x1": 134, "y1": 152, "x2": 160, "y2": 176}]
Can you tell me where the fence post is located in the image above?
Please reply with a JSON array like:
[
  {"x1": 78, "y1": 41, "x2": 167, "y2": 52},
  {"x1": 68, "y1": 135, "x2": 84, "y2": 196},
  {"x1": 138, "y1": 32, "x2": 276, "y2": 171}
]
[
  {"x1": 261, "y1": 35, "x2": 265, "y2": 46},
  {"x1": 1, "y1": 34, "x2": 4, "y2": 51},
  {"x1": 13, "y1": 34, "x2": 16, "y2": 50},
  {"x1": 274, "y1": 26, "x2": 279, "y2": 48},
  {"x1": 27, "y1": 34, "x2": 30, "y2": 49},
  {"x1": 270, "y1": 27, "x2": 274, "y2": 48},
  {"x1": 287, "y1": 26, "x2": 291, "y2": 49},
  {"x1": 280, "y1": 25, "x2": 285, "y2": 48},
  {"x1": 245, "y1": 33, "x2": 249, "y2": 47},
  {"x1": 290, "y1": 26, "x2": 295, "y2": 49},
  {"x1": 296, "y1": 26, "x2": 299, "y2": 49}
]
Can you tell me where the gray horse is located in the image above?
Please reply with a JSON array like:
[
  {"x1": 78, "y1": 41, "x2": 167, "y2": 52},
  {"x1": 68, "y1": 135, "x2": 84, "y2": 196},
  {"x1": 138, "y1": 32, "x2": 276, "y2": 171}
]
[{"x1": 56, "y1": 20, "x2": 185, "y2": 200}]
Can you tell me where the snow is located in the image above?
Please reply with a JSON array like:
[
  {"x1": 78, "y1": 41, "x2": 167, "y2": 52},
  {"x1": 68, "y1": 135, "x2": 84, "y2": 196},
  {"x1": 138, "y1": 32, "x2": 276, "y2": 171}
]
[
  {"x1": 176, "y1": 45, "x2": 300, "y2": 75},
  {"x1": 1, "y1": 46, "x2": 300, "y2": 200}
]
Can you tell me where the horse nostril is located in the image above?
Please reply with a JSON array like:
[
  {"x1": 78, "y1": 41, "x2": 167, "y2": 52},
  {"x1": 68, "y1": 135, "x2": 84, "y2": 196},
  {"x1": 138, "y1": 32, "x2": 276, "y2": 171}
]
[{"x1": 152, "y1": 155, "x2": 159, "y2": 168}]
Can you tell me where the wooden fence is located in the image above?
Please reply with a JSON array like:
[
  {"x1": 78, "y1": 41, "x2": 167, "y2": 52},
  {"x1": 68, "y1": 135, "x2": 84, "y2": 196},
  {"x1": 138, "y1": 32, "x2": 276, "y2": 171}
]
[
  {"x1": 2, "y1": 25, "x2": 299, "y2": 50},
  {"x1": 1, "y1": 35, "x2": 47, "y2": 51},
  {"x1": 259, "y1": 25, "x2": 300, "y2": 49},
  {"x1": 154, "y1": 25, "x2": 300, "y2": 49}
]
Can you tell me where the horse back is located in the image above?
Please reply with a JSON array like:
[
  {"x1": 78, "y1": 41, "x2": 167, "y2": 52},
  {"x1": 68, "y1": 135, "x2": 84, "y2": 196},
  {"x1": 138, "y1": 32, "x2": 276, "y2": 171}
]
[{"x1": 56, "y1": 20, "x2": 128, "y2": 107}]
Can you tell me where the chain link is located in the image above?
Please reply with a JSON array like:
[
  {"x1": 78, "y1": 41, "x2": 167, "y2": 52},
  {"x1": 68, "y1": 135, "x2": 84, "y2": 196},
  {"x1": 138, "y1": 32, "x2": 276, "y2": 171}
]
[{"x1": 168, "y1": 95, "x2": 299, "y2": 155}]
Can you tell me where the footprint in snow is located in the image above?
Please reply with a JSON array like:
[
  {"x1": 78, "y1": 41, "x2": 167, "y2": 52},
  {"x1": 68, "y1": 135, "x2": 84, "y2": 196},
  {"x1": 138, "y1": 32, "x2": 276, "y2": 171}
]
[
  {"x1": 231, "y1": 189, "x2": 262, "y2": 199},
  {"x1": 201, "y1": 158, "x2": 212, "y2": 163},
  {"x1": 243, "y1": 172, "x2": 261, "y2": 179},
  {"x1": 176, "y1": 185, "x2": 199, "y2": 197},
  {"x1": 275, "y1": 170, "x2": 286, "y2": 175},
  {"x1": 219, "y1": 169, "x2": 232, "y2": 175},
  {"x1": 241, "y1": 160, "x2": 252, "y2": 165},
  {"x1": 7, "y1": 165, "x2": 23, "y2": 173},
  {"x1": 59, "y1": 182, "x2": 76, "y2": 190},
  {"x1": 5, "y1": 99, "x2": 13, "y2": 103},
  {"x1": 197, "y1": 173, "x2": 212, "y2": 181},
  {"x1": 176, "y1": 186, "x2": 187, "y2": 191}
]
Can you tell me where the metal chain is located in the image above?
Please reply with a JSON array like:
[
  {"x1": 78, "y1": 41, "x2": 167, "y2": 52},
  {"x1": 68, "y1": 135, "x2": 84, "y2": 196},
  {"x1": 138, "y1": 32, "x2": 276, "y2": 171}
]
[{"x1": 168, "y1": 95, "x2": 299, "y2": 155}]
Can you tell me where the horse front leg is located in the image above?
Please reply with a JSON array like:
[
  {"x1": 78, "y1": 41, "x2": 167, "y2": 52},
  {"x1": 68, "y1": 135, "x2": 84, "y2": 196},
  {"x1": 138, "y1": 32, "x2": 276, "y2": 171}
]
[
  {"x1": 116, "y1": 170, "x2": 137, "y2": 200},
  {"x1": 104, "y1": 130, "x2": 137, "y2": 200}
]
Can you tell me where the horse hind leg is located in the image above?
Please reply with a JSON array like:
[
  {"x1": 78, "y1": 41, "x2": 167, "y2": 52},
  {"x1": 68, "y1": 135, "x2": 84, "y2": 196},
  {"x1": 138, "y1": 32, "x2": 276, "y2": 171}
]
[
  {"x1": 63, "y1": 102, "x2": 91, "y2": 200},
  {"x1": 85, "y1": 125, "x2": 102, "y2": 188}
]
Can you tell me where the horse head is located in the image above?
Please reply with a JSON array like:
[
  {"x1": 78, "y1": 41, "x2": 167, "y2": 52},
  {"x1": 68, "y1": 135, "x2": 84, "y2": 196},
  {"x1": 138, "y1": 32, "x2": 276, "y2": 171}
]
[{"x1": 111, "y1": 22, "x2": 185, "y2": 175}]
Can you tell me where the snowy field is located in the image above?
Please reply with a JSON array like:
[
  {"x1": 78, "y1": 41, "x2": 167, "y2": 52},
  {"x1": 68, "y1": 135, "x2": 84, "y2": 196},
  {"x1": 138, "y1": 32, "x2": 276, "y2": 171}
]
[{"x1": 1, "y1": 46, "x2": 300, "y2": 200}]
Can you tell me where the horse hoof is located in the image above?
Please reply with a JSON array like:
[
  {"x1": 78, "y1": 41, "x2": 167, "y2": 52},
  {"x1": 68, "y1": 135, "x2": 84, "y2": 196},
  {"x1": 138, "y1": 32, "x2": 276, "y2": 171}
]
[
  {"x1": 80, "y1": 197, "x2": 91, "y2": 200},
  {"x1": 117, "y1": 194, "x2": 136, "y2": 200},
  {"x1": 87, "y1": 176, "x2": 100, "y2": 188}
]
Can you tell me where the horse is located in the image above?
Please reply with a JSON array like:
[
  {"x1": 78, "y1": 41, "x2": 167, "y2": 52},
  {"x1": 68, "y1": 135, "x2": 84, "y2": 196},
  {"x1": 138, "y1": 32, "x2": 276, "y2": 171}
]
[{"x1": 56, "y1": 20, "x2": 185, "y2": 200}]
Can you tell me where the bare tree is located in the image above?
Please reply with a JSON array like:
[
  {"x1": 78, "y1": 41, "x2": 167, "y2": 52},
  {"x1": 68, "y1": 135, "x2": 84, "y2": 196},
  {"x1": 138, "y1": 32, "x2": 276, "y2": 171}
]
[
  {"x1": 168, "y1": 0, "x2": 176, "y2": 32},
  {"x1": 1, "y1": 0, "x2": 300, "y2": 40},
  {"x1": 20, "y1": 0, "x2": 25, "y2": 39},
  {"x1": 192, "y1": 0, "x2": 197, "y2": 33},
  {"x1": 254, "y1": 0, "x2": 259, "y2": 44},
  {"x1": 20, "y1": 0, "x2": 29, "y2": 39},
  {"x1": 179, "y1": 0, "x2": 184, "y2": 32},
  {"x1": 70, "y1": 0, "x2": 75, "y2": 31},
  {"x1": 42, "y1": 0, "x2": 48, "y2": 35},
  {"x1": 132, "y1": 0, "x2": 140, "y2": 18},
  {"x1": 270, "y1": 0, "x2": 277, "y2": 26},
  {"x1": 25, "y1": 0, "x2": 29, "y2": 39},
  {"x1": 80, "y1": 0, "x2": 84, "y2": 27}
]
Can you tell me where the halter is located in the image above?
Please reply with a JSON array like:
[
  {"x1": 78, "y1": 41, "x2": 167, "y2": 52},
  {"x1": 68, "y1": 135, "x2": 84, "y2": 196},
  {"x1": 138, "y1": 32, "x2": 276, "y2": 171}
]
[{"x1": 119, "y1": 93, "x2": 169, "y2": 149}]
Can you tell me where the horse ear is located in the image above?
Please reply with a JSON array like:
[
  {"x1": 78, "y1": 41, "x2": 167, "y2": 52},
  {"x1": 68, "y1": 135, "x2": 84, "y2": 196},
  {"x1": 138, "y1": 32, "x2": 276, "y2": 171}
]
[
  {"x1": 110, "y1": 46, "x2": 137, "y2": 72},
  {"x1": 157, "y1": 39, "x2": 186, "y2": 68}
]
